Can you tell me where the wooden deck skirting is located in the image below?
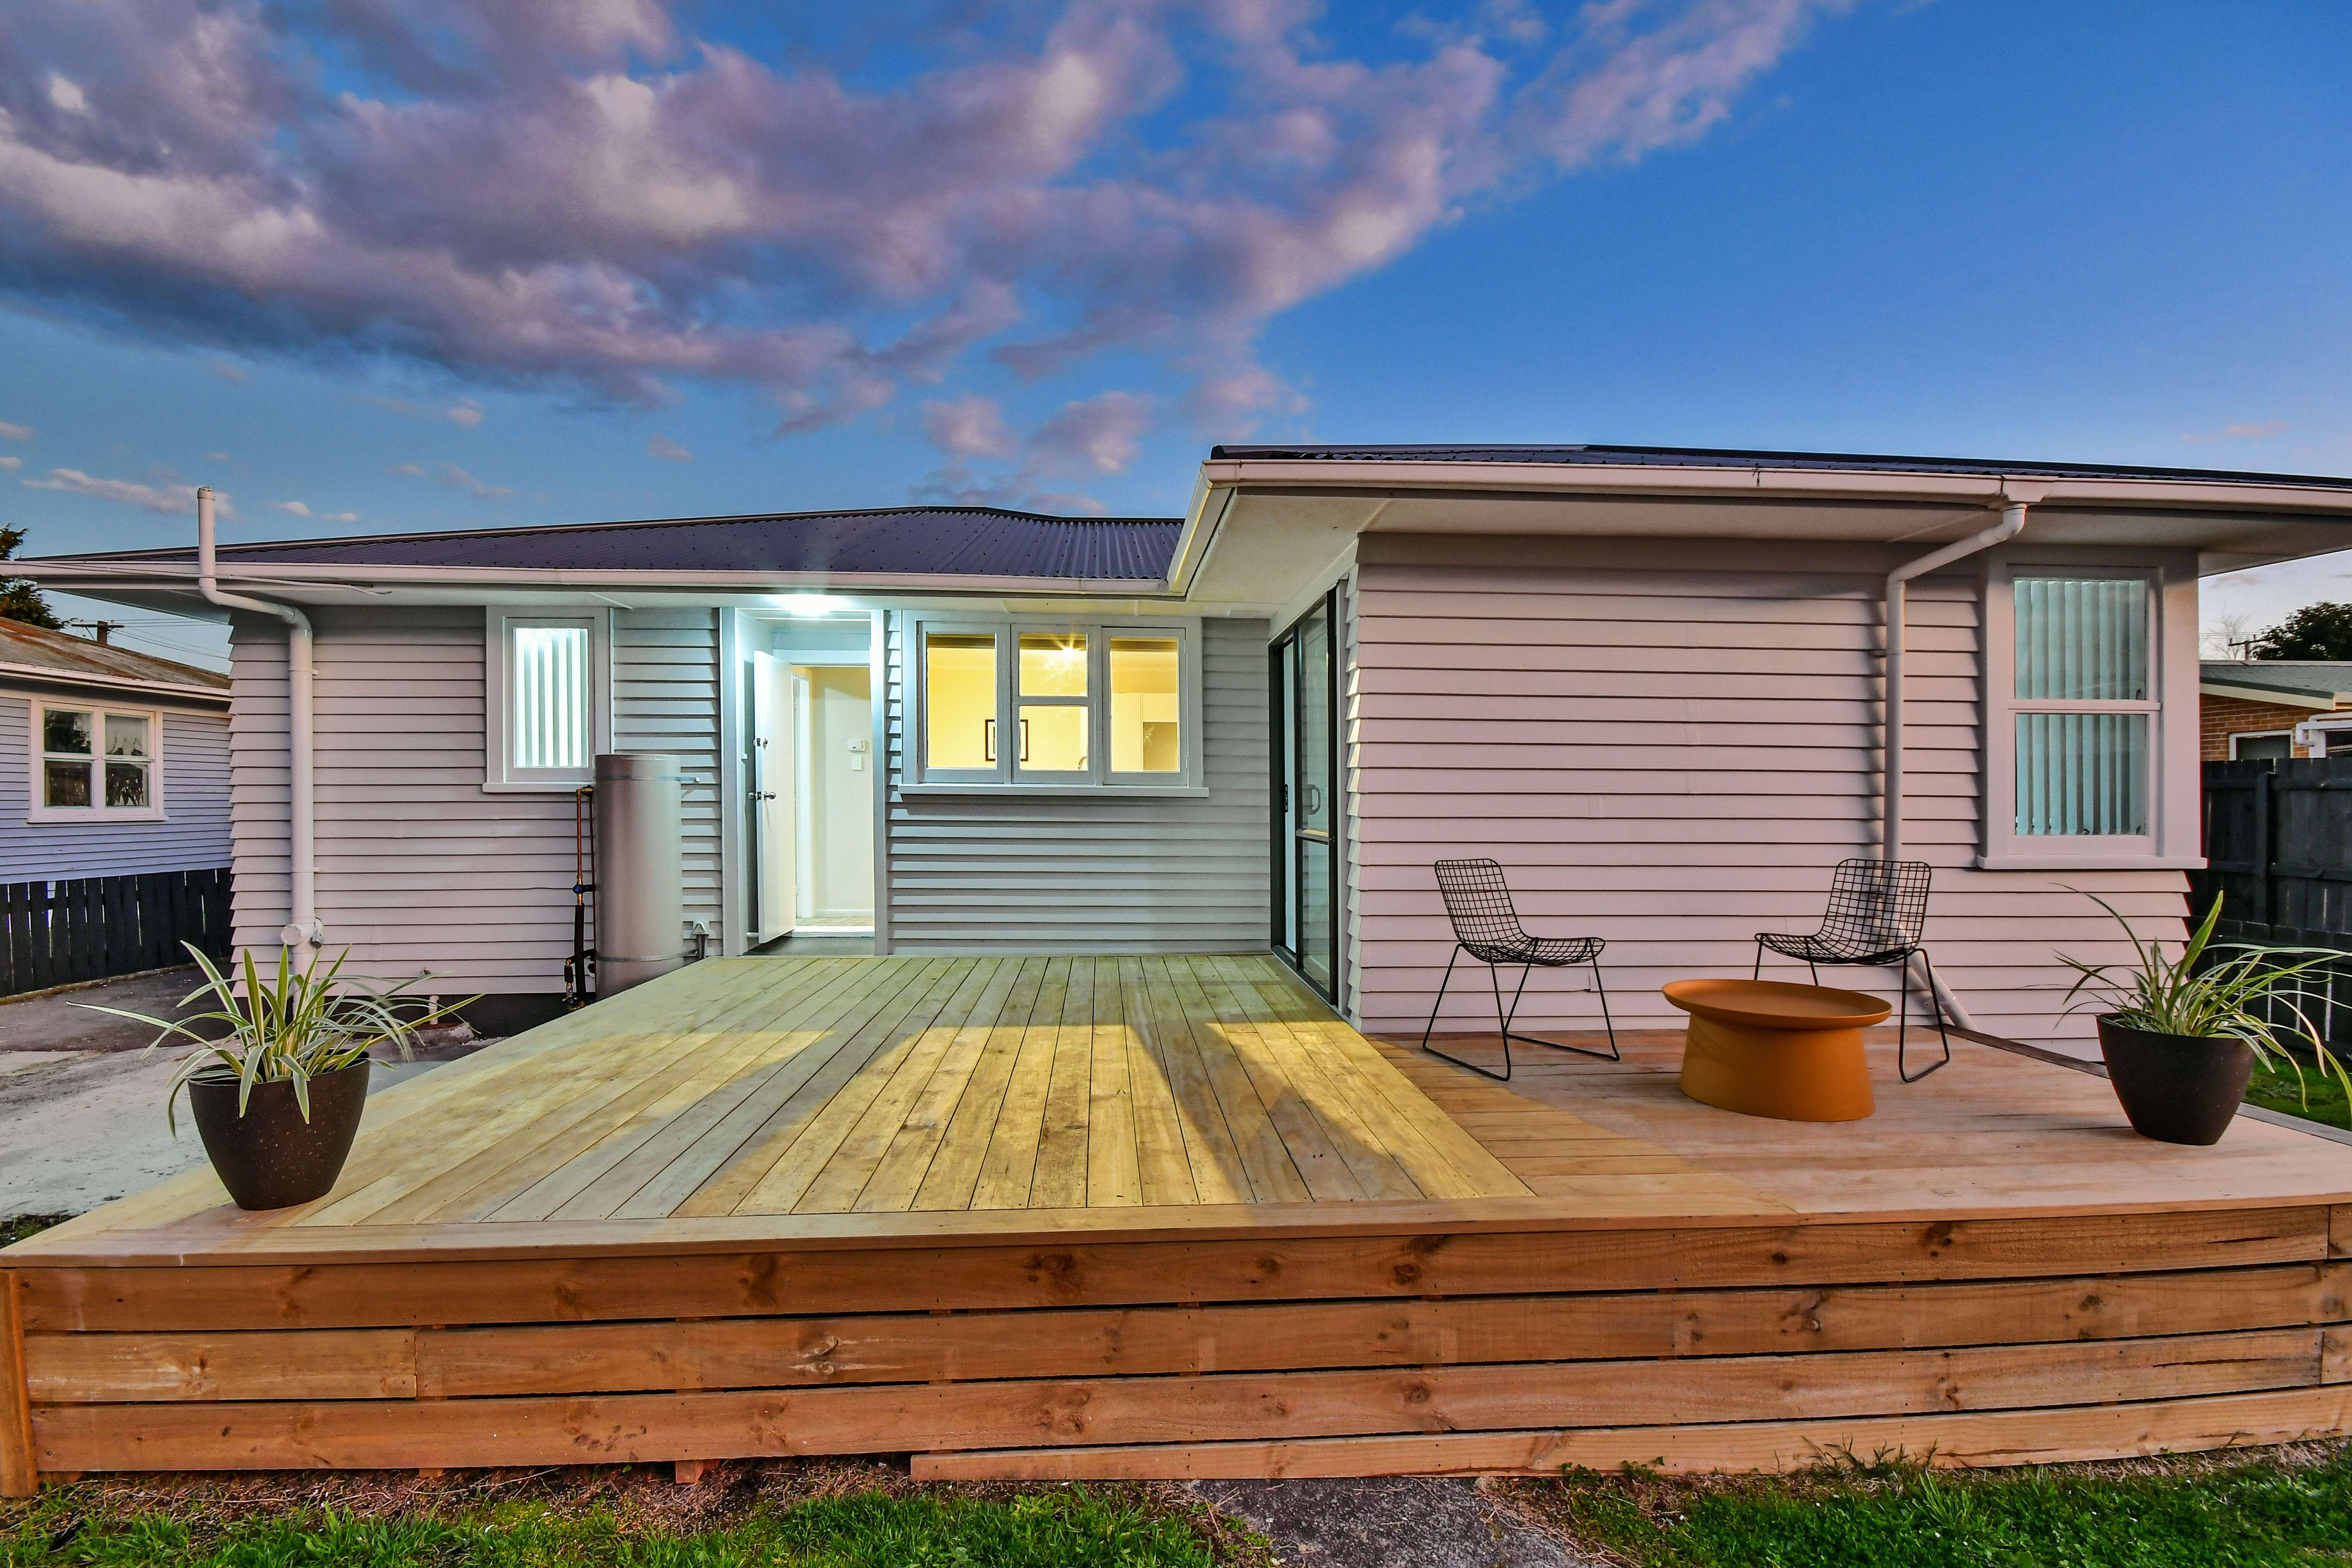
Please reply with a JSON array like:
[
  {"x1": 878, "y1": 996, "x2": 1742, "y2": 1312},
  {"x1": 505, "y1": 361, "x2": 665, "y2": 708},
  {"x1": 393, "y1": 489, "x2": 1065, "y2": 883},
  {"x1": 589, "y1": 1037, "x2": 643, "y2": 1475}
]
[{"x1": 5, "y1": 954, "x2": 2352, "y2": 1489}]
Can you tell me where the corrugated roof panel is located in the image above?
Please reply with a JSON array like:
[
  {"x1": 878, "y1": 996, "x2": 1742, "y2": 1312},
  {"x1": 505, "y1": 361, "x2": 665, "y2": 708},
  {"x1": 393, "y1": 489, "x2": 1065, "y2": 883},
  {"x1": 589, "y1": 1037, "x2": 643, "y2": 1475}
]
[{"x1": 67, "y1": 506, "x2": 1184, "y2": 581}]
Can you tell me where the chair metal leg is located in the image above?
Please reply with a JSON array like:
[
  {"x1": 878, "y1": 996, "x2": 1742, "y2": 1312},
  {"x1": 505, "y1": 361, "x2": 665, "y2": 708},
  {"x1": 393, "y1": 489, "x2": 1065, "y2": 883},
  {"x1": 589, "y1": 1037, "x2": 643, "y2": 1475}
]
[
  {"x1": 1498, "y1": 954, "x2": 1620, "y2": 1062},
  {"x1": 1899, "y1": 948, "x2": 1953, "y2": 1083},
  {"x1": 1752, "y1": 940, "x2": 1764, "y2": 980},
  {"x1": 1808, "y1": 961, "x2": 1821, "y2": 988},
  {"x1": 1422, "y1": 945, "x2": 1514, "y2": 1082}
]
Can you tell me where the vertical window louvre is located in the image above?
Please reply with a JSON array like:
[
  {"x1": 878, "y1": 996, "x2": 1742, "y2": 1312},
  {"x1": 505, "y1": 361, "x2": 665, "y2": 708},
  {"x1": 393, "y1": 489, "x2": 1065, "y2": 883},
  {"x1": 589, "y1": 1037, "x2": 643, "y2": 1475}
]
[
  {"x1": 512, "y1": 625, "x2": 590, "y2": 771},
  {"x1": 2016, "y1": 713, "x2": 2148, "y2": 836},
  {"x1": 2015, "y1": 577, "x2": 2147, "y2": 700},
  {"x1": 2011, "y1": 575, "x2": 2153, "y2": 839}
]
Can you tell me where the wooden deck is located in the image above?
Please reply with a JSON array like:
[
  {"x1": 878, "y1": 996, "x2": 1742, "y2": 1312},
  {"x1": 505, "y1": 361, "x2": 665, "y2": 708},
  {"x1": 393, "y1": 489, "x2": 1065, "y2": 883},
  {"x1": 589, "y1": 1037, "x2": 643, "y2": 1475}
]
[{"x1": 5, "y1": 952, "x2": 2351, "y2": 1490}]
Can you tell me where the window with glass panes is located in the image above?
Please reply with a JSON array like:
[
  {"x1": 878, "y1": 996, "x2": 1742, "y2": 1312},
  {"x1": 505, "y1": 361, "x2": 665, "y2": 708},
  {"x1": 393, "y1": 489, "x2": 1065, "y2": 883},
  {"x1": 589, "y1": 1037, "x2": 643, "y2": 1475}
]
[{"x1": 38, "y1": 705, "x2": 155, "y2": 812}]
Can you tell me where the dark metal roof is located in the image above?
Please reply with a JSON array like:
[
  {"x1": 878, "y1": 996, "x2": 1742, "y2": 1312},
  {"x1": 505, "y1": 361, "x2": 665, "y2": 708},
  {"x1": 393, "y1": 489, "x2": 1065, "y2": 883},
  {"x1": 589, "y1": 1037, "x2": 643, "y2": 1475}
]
[
  {"x1": 1208, "y1": 443, "x2": 2352, "y2": 491},
  {"x1": 55, "y1": 506, "x2": 1184, "y2": 580},
  {"x1": 0, "y1": 618, "x2": 229, "y2": 691}
]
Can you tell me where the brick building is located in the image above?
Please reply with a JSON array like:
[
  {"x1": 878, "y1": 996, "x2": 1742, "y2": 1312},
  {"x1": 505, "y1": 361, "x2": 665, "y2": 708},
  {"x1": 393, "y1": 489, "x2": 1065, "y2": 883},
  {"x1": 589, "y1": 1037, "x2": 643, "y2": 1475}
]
[{"x1": 2200, "y1": 660, "x2": 2352, "y2": 759}]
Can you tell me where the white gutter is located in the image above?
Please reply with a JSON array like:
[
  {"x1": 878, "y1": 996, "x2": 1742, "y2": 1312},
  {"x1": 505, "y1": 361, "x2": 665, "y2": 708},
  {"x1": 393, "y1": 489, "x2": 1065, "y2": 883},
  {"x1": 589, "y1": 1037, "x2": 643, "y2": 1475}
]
[
  {"x1": 1883, "y1": 490, "x2": 2039, "y2": 1029},
  {"x1": 196, "y1": 487, "x2": 321, "y2": 950}
]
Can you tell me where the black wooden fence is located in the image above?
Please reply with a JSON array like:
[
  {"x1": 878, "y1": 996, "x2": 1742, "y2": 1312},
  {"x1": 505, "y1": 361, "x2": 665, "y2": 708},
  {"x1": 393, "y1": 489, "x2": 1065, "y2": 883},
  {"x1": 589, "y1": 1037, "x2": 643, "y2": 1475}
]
[
  {"x1": 2192, "y1": 758, "x2": 2352, "y2": 1048},
  {"x1": 0, "y1": 868, "x2": 231, "y2": 999}
]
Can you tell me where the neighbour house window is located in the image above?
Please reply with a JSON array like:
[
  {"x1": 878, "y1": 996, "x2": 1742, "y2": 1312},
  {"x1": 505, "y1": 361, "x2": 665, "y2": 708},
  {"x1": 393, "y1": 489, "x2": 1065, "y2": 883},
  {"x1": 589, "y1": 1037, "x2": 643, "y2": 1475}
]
[
  {"x1": 485, "y1": 610, "x2": 610, "y2": 790},
  {"x1": 913, "y1": 618, "x2": 1199, "y2": 789},
  {"x1": 31, "y1": 705, "x2": 161, "y2": 818},
  {"x1": 1983, "y1": 560, "x2": 2189, "y2": 868}
]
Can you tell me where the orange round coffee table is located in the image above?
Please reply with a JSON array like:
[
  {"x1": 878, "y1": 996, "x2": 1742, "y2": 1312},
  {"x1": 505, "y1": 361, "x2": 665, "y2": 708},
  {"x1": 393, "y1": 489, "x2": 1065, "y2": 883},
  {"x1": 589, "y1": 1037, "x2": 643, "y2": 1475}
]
[{"x1": 1661, "y1": 978, "x2": 1892, "y2": 1122}]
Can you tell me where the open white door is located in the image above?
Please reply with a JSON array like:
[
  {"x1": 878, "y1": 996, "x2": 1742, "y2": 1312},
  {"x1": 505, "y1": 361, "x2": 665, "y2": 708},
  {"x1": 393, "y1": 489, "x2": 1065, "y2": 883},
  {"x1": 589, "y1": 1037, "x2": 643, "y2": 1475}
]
[{"x1": 750, "y1": 651, "x2": 796, "y2": 941}]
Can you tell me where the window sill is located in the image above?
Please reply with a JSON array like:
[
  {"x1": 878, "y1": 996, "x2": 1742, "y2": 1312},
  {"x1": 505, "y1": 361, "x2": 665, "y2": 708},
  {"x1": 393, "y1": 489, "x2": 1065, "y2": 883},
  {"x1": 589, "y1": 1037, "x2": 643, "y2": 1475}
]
[
  {"x1": 898, "y1": 783, "x2": 1211, "y2": 800},
  {"x1": 482, "y1": 778, "x2": 593, "y2": 795},
  {"x1": 25, "y1": 808, "x2": 166, "y2": 825},
  {"x1": 1974, "y1": 854, "x2": 2207, "y2": 872}
]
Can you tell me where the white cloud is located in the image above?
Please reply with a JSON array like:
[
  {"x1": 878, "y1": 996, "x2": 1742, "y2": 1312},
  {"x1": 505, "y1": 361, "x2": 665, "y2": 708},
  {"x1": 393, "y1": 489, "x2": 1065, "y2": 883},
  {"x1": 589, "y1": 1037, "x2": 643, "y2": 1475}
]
[
  {"x1": 0, "y1": 0, "x2": 1840, "y2": 436},
  {"x1": 390, "y1": 461, "x2": 427, "y2": 477},
  {"x1": 914, "y1": 388, "x2": 1152, "y2": 511},
  {"x1": 22, "y1": 467, "x2": 226, "y2": 516},
  {"x1": 645, "y1": 434, "x2": 692, "y2": 461},
  {"x1": 0, "y1": 421, "x2": 31, "y2": 441},
  {"x1": 205, "y1": 450, "x2": 231, "y2": 461},
  {"x1": 0, "y1": 456, "x2": 17, "y2": 471},
  {"x1": 1031, "y1": 391, "x2": 1150, "y2": 475},
  {"x1": 920, "y1": 396, "x2": 1016, "y2": 459},
  {"x1": 46, "y1": 72, "x2": 87, "y2": 114},
  {"x1": 277, "y1": 499, "x2": 357, "y2": 521}
]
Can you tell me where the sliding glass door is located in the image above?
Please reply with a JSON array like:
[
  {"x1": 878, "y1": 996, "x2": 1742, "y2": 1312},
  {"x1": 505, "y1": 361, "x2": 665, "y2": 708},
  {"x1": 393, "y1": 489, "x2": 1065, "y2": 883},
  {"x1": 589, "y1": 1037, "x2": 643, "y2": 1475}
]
[{"x1": 1271, "y1": 592, "x2": 1339, "y2": 1000}]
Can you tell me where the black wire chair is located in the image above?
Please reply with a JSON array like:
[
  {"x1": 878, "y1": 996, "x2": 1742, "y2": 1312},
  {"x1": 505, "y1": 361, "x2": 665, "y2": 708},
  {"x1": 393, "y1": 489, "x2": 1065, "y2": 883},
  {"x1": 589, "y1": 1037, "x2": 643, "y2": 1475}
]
[
  {"x1": 1419, "y1": 858, "x2": 1618, "y2": 1082},
  {"x1": 1753, "y1": 858, "x2": 1951, "y2": 1082}
]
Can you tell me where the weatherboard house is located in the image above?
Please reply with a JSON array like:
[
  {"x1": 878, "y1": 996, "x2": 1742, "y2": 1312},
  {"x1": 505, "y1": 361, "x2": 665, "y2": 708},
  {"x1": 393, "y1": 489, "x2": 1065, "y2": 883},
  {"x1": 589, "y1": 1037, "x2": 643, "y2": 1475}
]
[
  {"x1": 22, "y1": 443, "x2": 2352, "y2": 1043},
  {"x1": 16, "y1": 444, "x2": 2352, "y2": 1489}
]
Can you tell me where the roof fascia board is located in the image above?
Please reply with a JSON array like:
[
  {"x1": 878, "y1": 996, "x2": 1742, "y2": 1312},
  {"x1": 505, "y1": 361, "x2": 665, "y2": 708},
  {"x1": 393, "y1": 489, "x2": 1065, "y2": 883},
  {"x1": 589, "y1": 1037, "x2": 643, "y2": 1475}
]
[
  {"x1": 10, "y1": 563, "x2": 1179, "y2": 597},
  {"x1": 2199, "y1": 681, "x2": 2342, "y2": 710},
  {"x1": 0, "y1": 661, "x2": 229, "y2": 703},
  {"x1": 1197, "y1": 458, "x2": 2352, "y2": 516}
]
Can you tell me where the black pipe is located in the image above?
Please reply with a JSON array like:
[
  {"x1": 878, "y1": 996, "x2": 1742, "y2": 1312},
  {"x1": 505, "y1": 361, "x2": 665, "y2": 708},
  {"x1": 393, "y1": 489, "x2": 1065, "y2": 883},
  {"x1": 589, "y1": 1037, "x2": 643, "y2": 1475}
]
[{"x1": 566, "y1": 784, "x2": 597, "y2": 1008}]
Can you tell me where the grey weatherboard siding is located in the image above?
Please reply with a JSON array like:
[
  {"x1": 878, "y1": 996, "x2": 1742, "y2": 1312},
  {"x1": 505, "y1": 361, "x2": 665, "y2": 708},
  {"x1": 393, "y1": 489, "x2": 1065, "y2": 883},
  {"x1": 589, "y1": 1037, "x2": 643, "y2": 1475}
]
[
  {"x1": 228, "y1": 604, "x2": 721, "y2": 994},
  {"x1": 1345, "y1": 533, "x2": 2189, "y2": 1045},
  {"x1": 882, "y1": 614, "x2": 1271, "y2": 952},
  {"x1": 0, "y1": 694, "x2": 231, "y2": 881}
]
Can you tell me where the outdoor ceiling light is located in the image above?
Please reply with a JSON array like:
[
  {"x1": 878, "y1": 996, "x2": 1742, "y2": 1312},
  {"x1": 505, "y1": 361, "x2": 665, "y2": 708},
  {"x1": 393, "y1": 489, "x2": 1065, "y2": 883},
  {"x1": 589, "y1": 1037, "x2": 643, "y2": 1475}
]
[{"x1": 773, "y1": 593, "x2": 851, "y2": 616}]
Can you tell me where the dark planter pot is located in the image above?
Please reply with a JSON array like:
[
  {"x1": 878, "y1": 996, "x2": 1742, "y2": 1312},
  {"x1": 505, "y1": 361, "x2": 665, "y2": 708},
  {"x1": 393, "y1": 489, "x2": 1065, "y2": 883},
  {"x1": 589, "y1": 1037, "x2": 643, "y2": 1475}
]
[
  {"x1": 2096, "y1": 1017, "x2": 2255, "y2": 1147},
  {"x1": 186, "y1": 1060, "x2": 372, "y2": 1210}
]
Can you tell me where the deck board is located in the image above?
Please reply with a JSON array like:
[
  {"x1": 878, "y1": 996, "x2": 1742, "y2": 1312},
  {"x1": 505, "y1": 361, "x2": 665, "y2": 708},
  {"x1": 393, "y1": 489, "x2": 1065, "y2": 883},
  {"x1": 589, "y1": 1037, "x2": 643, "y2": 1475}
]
[{"x1": 14, "y1": 953, "x2": 2352, "y2": 1488}]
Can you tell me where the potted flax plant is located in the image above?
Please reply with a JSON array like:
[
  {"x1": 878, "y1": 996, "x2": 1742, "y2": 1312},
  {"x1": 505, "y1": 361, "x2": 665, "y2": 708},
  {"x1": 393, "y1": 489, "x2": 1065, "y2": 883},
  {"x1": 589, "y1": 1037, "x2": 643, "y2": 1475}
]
[
  {"x1": 2061, "y1": 891, "x2": 2352, "y2": 1145},
  {"x1": 83, "y1": 943, "x2": 474, "y2": 1210}
]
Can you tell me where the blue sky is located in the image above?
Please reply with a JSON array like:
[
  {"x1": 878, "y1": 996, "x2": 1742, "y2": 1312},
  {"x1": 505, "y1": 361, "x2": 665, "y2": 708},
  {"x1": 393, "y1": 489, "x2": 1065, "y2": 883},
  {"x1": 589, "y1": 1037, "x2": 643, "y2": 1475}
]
[{"x1": 2, "y1": 0, "x2": 2347, "y2": 670}]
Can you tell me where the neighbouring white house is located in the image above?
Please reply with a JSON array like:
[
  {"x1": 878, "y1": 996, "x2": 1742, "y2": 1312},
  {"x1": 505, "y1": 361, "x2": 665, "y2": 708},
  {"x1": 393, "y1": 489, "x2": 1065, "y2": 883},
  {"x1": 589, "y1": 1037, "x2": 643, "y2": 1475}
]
[
  {"x1": 0, "y1": 617, "x2": 231, "y2": 882},
  {"x1": 21, "y1": 444, "x2": 2352, "y2": 1045}
]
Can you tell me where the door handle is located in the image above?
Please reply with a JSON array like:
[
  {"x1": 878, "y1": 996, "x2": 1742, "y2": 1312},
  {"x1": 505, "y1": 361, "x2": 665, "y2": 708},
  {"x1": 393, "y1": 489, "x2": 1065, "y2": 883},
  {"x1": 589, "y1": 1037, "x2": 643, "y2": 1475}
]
[{"x1": 1304, "y1": 784, "x2": 1323, "y2": 814}]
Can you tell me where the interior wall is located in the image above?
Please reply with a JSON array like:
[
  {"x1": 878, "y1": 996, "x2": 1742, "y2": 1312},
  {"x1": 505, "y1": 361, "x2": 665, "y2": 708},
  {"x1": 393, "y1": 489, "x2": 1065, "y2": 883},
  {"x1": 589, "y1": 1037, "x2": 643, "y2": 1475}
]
[{"x1": 801, "y1": 665, "x2": 874, "y2": 920}]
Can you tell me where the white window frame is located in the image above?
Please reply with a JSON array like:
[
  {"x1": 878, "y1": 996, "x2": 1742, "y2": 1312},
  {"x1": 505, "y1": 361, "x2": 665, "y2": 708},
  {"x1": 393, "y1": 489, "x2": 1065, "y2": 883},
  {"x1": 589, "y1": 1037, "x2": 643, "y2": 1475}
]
[
  {"x1": 1979, "y1": 553, "x2": 2202, "y2": 870},
  {"x1": 27, "y1": 701, "x2": 166, "y2": 823},
  {"x1": 905, "y1": 615, "x2": 1206, "y2": 796},
  {"x1": 2228, "y1": 729, "x2": 2295, "y2": 760},
  {"x1": 484, "y1": 608, "x2": 612, "y2": 792}
]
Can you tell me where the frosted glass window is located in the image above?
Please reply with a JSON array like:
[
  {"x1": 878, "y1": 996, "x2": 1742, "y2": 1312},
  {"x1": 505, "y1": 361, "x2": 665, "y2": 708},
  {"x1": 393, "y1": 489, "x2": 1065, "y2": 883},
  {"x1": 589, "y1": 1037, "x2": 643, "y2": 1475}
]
[
  {"x1": 2015, "y1": 577, "x2": 2147, "y2": 700},
  {"x1": 510, "y1": 625, "x2": 590, "y2": 770},
  {"x1": 1110, "y1": 636, "x2": 1181, "y2": 772},
  {"x1": 2017, "y1": 713, "x2": 2149, "y2": 836},
  {"x1": 926, "y1": 633, "x2": 997, "y2": 770}
]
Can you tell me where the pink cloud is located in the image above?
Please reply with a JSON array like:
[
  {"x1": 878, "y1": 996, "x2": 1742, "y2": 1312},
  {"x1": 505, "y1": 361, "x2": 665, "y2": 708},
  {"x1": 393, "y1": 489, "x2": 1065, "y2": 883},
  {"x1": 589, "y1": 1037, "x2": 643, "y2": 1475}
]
[{"x1": 0, "y1": 0, "x2": 1840, "y2": 433}]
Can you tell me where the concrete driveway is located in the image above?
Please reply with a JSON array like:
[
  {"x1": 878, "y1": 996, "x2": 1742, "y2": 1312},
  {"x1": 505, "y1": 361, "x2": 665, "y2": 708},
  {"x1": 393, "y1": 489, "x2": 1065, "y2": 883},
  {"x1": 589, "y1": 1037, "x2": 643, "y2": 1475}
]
[{"x1": 0, "y1": 967, "x2": 478, "y2": 1220}]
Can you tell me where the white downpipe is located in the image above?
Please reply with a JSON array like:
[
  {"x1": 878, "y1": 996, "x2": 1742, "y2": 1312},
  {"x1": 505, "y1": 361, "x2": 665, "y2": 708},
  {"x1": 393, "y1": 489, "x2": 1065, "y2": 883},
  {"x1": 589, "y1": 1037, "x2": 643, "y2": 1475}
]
[
  {"x1": 1884, "y1": 499, "x2": 2029, "y2": 1030},
  {"x1": 197, "y1": 487, "x2": 321, "y2": 950}
]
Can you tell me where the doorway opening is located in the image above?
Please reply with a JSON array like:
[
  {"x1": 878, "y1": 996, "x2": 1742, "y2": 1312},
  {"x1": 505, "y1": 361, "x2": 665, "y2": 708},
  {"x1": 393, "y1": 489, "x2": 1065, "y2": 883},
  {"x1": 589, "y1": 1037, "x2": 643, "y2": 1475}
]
[
  {"x1": 1271, "y1": 589, "x2": 1339, "y2": 1002},
  {"x1": 746, "y1": 618, "x2": 875, "y2": 946}
]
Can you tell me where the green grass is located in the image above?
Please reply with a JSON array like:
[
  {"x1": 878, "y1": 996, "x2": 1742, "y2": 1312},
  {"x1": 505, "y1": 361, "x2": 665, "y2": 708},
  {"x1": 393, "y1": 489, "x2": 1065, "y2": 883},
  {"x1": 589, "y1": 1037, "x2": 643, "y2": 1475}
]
[
  {"x1": 1517, "y1": 1448, "x2": 2352, "y2": 1568},
  {"x1": 0, "y1": 1215, "x2": 65, "y2": 1250},
  {"x1": 2243, "y1": 1054, "x2": 2352, "y2": 1131},
  {"x1": 0, "y1": 1477, "x2": 1255, "y2": 1568}
]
